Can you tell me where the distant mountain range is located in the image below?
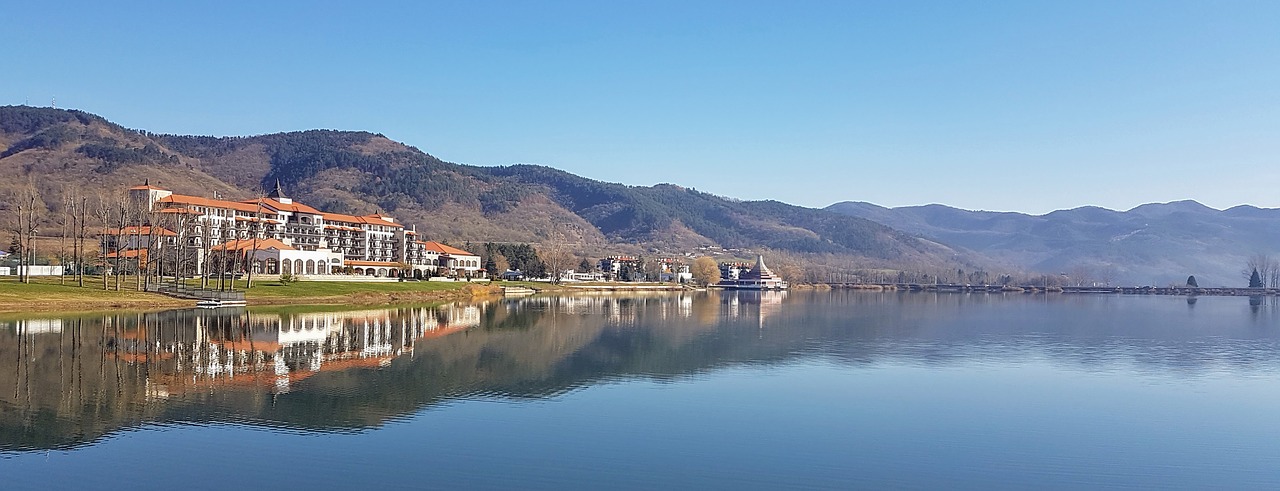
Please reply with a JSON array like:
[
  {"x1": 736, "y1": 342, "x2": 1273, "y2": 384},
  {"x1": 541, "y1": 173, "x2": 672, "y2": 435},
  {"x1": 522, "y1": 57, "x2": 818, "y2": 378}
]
[
  {"x1": 0, "y1": 106, "x2": 966, "y2": 271},
  {"x1": 4, "y1": 105, "x2": 1269, "y2": 285},
  {"x1": 826, "y1": 200, "x2": 1280, "y2": 287}
]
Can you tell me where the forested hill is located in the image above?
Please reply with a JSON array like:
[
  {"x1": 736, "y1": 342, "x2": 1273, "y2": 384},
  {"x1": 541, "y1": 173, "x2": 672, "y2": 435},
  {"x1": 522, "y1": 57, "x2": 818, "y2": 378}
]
[{"x1": 0, "y1": 105, "x2": 969, "y2": 268}]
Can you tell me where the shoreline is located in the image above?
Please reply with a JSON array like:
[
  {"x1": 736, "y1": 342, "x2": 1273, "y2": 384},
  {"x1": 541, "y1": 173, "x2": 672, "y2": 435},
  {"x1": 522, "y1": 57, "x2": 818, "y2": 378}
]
[
  {"x1": 0, "y1": 278, "x2": 701, "y2": 316},
  {"x1": 0, "y1": 278, "x2": 503, "y2": 316}
]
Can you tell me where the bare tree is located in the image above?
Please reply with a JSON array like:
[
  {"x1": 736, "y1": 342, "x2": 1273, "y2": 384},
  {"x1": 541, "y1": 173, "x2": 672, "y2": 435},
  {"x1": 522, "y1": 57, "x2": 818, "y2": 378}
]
[
  {"x1": 14, "y1": 190, "x2": 41, "y2": 284},
  {"x1": 246, "y1": 201, "x2": 264, "y2": 290},
  {"x1": 1244, "y1": 253, "x2": 1274, "y2": 287},
  {"x1": 78, "y1": 197, "x2": 88, "y2": 287},
  {"x1": 171, "y1": 211, "x2": 194, "y2": 290},
  {"x1": 538, "y1": 242, "x2": 574, "y2": 284},
  {"x1": 59, "y1": 191, "x2": 72, "y2": 285},
  {"x1": 113, "y1": 198, "x2": 129, "y2": 291},
  {"x1": 25, "y1": 193, "x2": 37, "y2": 284},
  {"x1": 95, "y1": 197, "x2": 111, "y2": 290},
  {"x1": 143, "y1": 206, "x2": 163, "y2": 290},
  {"x1": 132, "y1": 193, "x2": 147, "y2": 291},
  {"x1": 199, "y1": 215, "x2": 214, "y2": 290},
  {"x1": 1067, "y1": 264, "x2": 1095, "y2": 287},
  {"x1": 15, "y1": 200, "x2": 27, "y2": 283}
]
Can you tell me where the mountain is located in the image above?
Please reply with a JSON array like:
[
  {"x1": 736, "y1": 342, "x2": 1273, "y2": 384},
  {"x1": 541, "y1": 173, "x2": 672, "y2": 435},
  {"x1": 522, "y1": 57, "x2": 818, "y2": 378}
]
[
  {"x1": 826, "y1": 200, "x2": 1280, "y2": 287},
  {"x1": 0, "y1": 105, "x2": 969, "y2": 271}
]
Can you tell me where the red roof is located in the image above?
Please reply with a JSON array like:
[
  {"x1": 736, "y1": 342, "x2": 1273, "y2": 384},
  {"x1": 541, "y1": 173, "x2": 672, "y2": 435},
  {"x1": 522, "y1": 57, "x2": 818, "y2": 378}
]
[
  {"x1": 211, "y1": 238, "x2": 295, "y2": 252},
  {"x1": 321, "y1": 212, "x2": 403, "y2": 228},
  {"x1": 418, "y1": 241, "x2": 475, "y2": 256},
  {"x1": 241, "y1": 197, "x2": 323, "y2": 215},
  {"x1": 160, "y1": 194, "x2": 264, "y2": 213}
]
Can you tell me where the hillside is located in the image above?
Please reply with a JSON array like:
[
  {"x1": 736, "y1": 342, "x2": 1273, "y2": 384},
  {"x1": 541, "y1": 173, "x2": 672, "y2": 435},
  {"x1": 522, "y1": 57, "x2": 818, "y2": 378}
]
[
  {"x1": 826, "y1": 200, "x2": 1280, "y2": 287},
  {"x1": 0, "y1": 106, "x2": 969, "y2": 271}
]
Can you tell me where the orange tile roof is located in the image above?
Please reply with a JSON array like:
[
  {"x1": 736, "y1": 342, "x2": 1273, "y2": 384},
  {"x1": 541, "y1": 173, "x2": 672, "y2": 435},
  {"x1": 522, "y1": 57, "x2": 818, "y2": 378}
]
[
  {"x1": 211, "y1": 238, "x2": 295, "y2": 252},
  {"x1": 242, "y1": 197, "x2": 323, "y2": 215},
  {"x1": 321, "y1": 212, "x2": 403, "y2": 228},
  {"x1": 105, "y1": 249, "x2": 148, "y2": 259},
  {"x1": 419, "y1": 241, "x2": 475, "y2": 256},
  {"x1": 160, "y1": 194, "x2": 264, "y2": 213}
]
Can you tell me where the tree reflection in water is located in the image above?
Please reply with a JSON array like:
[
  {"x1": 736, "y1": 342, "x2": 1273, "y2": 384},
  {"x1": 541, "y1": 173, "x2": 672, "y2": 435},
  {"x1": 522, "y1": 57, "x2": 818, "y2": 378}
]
[{"x1": 2, "y1": 291, "x2": 1279, "y2": 452}]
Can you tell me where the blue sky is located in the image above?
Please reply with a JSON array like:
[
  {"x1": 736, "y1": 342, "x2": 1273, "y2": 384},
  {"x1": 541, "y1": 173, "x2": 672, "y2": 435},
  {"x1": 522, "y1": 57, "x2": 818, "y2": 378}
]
[{"x1": 3, "y1": 1, "x2": 1277, "y2": 214}]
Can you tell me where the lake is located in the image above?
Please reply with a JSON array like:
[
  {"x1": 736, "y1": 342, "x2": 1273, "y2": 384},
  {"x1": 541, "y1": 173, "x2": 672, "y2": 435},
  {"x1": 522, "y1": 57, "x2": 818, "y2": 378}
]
[{"x1": 2, "y1": 291, "x2": 1280, "y2": 489}]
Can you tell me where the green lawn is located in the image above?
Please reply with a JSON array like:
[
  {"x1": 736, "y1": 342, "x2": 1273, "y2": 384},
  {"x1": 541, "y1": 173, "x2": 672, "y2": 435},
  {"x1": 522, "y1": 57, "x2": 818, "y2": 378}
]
[
  {"x1": 0, "y1": 276, "x2": 471, "y2": 299},
  {"x1": 0, "y1": 276, "x2": 156, "y2": 297}
]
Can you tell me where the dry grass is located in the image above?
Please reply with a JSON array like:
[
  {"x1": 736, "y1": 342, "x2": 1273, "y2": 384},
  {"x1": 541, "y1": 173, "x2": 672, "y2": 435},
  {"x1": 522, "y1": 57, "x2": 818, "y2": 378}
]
[{"x1": 0, "y1": 277, "x2": 186, "y2": 313}]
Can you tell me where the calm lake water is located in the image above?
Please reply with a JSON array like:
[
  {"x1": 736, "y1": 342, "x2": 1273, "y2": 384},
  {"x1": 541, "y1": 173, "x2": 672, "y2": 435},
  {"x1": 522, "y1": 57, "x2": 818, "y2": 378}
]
[{"x1": 3, "y1": 291, "x2": 1280, "y2": 489}]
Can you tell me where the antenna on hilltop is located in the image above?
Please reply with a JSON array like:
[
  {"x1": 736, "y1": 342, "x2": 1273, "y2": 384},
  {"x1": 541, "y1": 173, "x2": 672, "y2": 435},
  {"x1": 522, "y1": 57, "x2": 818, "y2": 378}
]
[{"x1": 51, "y1": 96, "x2": 56, "y2": 108}]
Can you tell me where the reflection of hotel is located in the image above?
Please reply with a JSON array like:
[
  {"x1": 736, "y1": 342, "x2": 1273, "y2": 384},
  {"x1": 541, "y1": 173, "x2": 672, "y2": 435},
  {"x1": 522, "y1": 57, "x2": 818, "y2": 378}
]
[
  {"x1": 1, "y1": 318, "x2": 62, "y2": 334},
  {"x1": 97, "y1": 304, "x2": 487, "y2": 396}
]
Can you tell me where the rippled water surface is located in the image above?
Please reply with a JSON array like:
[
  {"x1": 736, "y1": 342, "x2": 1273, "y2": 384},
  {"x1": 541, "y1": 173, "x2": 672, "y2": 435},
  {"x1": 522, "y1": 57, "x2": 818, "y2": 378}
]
[{"x1": 3, "y1": 291, "x2": 1280, "y2": 489}]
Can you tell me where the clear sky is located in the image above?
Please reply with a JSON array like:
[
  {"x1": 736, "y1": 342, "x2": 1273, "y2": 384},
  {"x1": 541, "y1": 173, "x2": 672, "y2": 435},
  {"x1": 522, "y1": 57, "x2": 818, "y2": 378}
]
[{"x1": 3, "y1": 1, "x2": 1277, "y2": 214}]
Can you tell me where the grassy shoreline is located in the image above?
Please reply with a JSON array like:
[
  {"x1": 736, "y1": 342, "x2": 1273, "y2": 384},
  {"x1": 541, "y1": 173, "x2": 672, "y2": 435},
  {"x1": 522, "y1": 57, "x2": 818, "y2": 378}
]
[
  {"x1": 0, "y1": 277, "x2": 700, "y2": 316},
  {"x1": 0, "y1": 277, "x2": 501, "y2": 315}
]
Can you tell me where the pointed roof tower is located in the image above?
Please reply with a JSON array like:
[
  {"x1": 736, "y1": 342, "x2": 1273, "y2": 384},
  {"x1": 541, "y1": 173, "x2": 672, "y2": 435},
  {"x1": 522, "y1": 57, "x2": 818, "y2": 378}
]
[
  {"x1": 740, "y1": 255, "x2": 779, "y2": 280},
  {"x1": 266, "y1": 179, "x2": 292, "y2": 204}
]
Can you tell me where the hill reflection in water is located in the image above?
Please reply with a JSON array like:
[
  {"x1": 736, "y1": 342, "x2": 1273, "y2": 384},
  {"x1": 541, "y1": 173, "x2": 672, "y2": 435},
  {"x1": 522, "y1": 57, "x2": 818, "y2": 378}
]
[{"x1": 2, "y1": 291, "x2": 1279, "y2": 453}]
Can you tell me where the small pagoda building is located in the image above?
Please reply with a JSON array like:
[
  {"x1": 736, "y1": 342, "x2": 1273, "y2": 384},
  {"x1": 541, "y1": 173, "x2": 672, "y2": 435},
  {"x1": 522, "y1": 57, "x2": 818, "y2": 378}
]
[{"x1": 717, "y1": 255, "x2": 789, "y2": 290}]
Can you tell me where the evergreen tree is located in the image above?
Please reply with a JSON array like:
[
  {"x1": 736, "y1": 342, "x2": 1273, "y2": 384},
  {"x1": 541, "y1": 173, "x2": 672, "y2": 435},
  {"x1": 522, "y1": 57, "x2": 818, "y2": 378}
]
[
  {"x1": 1249, "y1": 268, "x2": 1263, "y2": 288},
  {"x1": 1186, "y1": 275, "x2": 1198, "y2": 287}
]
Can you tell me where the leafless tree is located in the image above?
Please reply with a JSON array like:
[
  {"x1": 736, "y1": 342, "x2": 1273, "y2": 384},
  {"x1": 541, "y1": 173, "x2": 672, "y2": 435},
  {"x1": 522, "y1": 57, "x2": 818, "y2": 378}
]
[
  {"x1": 1243, "y1": 253, "x2": 1274, "y2": 287},
  {"x1": 143, "y1": 206, "x2": 164, "y2": 290},
  {"x1": 539, "y1": 243, "x2": 574, "y2": 284},
  {"x1": 1067, "y1": 264, "x2": 1095, "y2": 287},
  {"x1": 15, "y1": 200, "x2": 27, "y2": 283},
  {"x1": 95, "y1": 196, "x2": 111, "y2": 290},
  {"x1": 59, "y1": 191, "x2": 72, "y2": 285},
  {"x1": 131, "y1": 193, "x2": 147, "y2": 291},
  {"x1": 246, "y1": 201, "x2": 264, "y2": 290},
  {"x1": 78, "y1": 197, "x2": 88, "y2": 287},
  {"x1": 198, "y1": 216, "x2": 212, "y2": 290},
  {"x1": 113, "y1": 197, "x2": 130, "y2": 291}
]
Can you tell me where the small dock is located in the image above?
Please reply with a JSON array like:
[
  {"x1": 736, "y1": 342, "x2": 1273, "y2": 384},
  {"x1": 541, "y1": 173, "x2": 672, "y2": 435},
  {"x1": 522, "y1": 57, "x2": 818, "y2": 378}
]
[
  {"x1": 146, "y1": 284, "x2": 247, "y2": 306},
  {"x1": 501, "y1": 286, "x2": 537, "y2": 296}
]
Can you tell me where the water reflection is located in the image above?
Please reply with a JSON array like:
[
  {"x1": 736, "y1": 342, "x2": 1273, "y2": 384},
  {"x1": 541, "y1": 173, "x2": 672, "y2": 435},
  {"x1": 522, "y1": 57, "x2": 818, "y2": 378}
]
[{"x1": 2, "y1": 291, "x2": 1279, "y2": 453}]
